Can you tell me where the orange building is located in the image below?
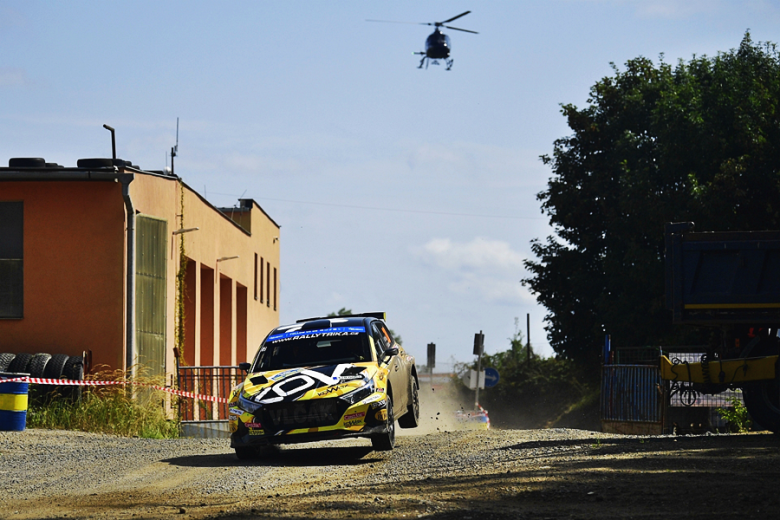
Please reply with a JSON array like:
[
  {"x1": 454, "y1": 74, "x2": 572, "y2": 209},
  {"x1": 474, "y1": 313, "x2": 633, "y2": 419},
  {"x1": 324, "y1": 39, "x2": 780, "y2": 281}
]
[{"x1": 0, "y1": 157, "x2": 280, "y2": 384}]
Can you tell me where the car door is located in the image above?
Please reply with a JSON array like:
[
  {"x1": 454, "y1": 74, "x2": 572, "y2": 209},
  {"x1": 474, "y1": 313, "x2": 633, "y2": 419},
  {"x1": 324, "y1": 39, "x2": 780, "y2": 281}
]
[{"x1": 372, "y1": 321, "x2": 408, "y2": 412}]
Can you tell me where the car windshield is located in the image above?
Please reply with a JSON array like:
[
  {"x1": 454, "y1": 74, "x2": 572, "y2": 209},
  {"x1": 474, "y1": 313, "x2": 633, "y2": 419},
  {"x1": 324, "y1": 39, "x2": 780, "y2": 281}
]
[{"x1": 252, "y1": 326, "x2": 372, "y2": 371}]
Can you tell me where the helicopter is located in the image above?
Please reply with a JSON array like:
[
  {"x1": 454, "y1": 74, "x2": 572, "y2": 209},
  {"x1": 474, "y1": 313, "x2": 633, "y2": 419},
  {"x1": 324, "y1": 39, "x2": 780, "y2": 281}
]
[{"x1": 367, "y1": 11, "x2": 478, "y2": 70}]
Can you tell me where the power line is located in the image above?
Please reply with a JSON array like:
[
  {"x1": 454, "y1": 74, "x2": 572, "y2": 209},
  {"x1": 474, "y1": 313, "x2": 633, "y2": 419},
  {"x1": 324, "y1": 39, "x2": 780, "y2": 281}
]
[{"x1": 207, "y1": 192, "x2": 544, "y2": 221}]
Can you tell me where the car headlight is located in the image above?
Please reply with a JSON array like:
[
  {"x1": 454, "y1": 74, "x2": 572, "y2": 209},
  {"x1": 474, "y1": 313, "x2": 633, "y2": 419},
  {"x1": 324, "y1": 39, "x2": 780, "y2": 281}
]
[
  {"x1": 340, "y1": 378, "x2": 376, "y2": 405},
  {"x1": 238, "y1": 394, "x2": 263, "y2": 414}
]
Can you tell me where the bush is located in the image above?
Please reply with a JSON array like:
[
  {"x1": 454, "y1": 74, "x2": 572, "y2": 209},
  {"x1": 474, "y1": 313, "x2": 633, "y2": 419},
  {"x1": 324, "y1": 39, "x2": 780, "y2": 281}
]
[
  {"x1": 716, "y1": 394, "x2": 752, "y2": 433},
  {"x1": 455, "y1": 320, "x2": 596, "y2": 429}
]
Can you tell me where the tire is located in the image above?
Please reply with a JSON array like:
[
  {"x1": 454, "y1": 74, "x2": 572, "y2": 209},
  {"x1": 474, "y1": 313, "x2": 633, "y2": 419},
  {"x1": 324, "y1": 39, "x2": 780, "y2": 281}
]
[
  {"x1": 9, "y1": 157, "x2": 45, "y2": 168},
  {"x1": 740, "y1": 335, "x2": 780, "y2": 433},
  {"x1": 0, "y1": 353, "x2": 15, "y2": 372},
  {"x1": 371, "y1": 397, "x2": 396, "y2": 451},
  {"x1": 398, "y1": 378, "x2": 420, "y2": 429},
  {"x1": 28, "y1": 353, "x2": 52, "y2": 378},
  {"x1": 743, "y1": 380, "x2": 780, "y2": 433},
  {"x1": 63, "y1": 356, "x2": 84, "y2": 401},
  {"x1": 8, "y1": 353, "x2": 33, "y2": 374},
  {"x1": 235, "y1": 447, "x2": 257, "y2": 460},
  {"x1": 44, "y1": 354, "x2": 69, "y2": 379},
  {"x1": 76, "y1": 158, "x2": 129, "y2": 168},
  {"x1": 63, "y1": 356, "x2": 84, "y2": 380}
]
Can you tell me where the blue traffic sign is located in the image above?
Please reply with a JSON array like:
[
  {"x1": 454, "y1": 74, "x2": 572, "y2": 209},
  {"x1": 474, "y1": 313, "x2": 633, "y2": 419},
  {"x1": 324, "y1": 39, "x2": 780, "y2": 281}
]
[{"x1": 484, "y1": 367, "x2": 500, "y2": 388}]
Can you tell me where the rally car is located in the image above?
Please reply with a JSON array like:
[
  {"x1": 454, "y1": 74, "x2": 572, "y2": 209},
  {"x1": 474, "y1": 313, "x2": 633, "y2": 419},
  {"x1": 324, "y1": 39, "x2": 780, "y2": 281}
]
[{"x1": 229, "y1": 312, "x2": 420, "y2": 458}]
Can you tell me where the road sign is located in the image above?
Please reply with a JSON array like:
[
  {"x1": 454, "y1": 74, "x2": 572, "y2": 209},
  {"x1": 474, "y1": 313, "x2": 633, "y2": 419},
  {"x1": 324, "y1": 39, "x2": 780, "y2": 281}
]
[
  {"x1": 473, "y1": 332, "x2": 484, "y2": 355},
  {"x1": 483, "y1": 367, "x2": 500, "y2": 388}
]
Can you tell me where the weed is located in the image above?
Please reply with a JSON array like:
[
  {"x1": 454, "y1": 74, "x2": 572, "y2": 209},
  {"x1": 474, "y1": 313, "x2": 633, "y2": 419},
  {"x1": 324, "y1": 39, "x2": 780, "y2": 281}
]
[
  {"x1": 716, "y1": 394, "x2": 752, "y2": 433},
  {"x1": 591, "y1": 437, "x2": 601, "y2": 449},
  {"x1": 26, "y1": 368, "x2": 179, "y2": 439}
]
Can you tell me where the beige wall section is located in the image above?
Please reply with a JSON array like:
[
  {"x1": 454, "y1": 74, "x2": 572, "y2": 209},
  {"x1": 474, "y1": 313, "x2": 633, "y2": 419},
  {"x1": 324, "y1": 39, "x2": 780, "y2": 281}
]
[{"x1": 129, "y1": 173, "x2": 280, "y2": 379}]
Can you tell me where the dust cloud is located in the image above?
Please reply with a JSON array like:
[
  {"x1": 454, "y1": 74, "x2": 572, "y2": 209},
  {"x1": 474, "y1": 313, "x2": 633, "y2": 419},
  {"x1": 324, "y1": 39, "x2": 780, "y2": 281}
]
[{"x1": 397, "y1": 380, "x2": 478, "y2": 436}]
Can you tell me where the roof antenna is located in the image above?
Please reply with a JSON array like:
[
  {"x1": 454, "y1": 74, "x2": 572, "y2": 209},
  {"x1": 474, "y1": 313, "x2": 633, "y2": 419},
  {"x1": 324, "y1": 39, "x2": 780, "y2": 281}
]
[{"x1": 170, "y1": 117, "x2": 179, "y2": 176}]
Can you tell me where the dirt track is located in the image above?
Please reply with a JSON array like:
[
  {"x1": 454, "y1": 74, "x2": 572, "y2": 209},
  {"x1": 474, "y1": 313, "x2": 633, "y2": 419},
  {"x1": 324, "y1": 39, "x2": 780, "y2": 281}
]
[{"x1": 2, "y1": 425, "x2": 780, "y2": 520}]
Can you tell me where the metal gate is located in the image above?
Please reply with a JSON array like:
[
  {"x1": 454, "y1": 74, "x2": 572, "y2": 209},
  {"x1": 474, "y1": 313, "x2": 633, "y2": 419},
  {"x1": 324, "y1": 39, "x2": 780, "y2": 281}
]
[
  {"x1": 177, "y1": 365, "x2": 243, "y2": 421},
  {"x1": 601, "y1": 364, "x2": 664, "y2": 434}
]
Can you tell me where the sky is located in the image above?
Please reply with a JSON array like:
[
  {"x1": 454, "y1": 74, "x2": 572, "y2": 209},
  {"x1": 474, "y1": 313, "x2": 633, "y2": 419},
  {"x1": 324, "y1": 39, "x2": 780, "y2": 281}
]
[{"x1": 2, "y1": 0, "x2": 779, "y2": 370}]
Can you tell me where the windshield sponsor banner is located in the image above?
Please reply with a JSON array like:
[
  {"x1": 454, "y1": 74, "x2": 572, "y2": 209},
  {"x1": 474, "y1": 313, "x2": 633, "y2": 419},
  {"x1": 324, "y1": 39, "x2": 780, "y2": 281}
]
[{"x1": 267, "y1": 326, "x2": 366, "y2": 343}]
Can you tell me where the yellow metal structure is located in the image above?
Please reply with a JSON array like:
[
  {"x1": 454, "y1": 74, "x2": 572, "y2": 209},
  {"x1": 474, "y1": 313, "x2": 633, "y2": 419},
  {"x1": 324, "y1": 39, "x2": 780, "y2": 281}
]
[{"x1": 659, "y1": 355, "x2": 778, "y2": 383}]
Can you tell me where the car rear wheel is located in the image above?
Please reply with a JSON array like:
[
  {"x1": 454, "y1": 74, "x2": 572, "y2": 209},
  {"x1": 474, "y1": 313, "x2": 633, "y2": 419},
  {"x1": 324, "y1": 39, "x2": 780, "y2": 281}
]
[
  {"x1": 371, "y1": 397, "x2": 396, "y2": 451},
  {"x1": 398, "y1": 379, "x2": 419, "y2": 429}
]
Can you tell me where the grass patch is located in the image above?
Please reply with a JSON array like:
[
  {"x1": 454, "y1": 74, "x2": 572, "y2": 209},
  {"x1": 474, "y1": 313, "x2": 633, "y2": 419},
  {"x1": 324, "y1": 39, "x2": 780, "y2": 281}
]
[{"x1": 27, "y1": 369, "x2": 179, "y2": 439}]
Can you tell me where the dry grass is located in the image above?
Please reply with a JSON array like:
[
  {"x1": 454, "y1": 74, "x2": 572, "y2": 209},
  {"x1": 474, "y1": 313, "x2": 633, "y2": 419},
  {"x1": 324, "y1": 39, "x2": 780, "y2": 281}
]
[{"x1": 26, "y1": 368, "x2": 179, "y2": 439}]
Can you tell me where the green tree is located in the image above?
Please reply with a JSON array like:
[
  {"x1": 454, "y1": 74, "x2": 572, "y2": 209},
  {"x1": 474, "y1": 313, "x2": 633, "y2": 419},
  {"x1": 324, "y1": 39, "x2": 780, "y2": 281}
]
[
  {"x1": 523, "y1": 33, "x2": 780, "y2": 368},
  {"x1": 327, "y1": 308, "x2": 402, "y2": 345}
]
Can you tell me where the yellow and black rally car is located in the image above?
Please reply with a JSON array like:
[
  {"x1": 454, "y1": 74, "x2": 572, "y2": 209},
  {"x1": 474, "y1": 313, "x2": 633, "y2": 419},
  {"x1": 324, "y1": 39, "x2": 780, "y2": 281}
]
[{"x1": 229, "y1": 312, "x2": 419, "y2": 458}]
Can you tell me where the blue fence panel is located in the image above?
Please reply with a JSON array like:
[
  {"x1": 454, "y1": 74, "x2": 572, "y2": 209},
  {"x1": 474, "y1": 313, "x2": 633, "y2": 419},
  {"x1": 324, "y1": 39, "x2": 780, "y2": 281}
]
[{"x1": 601, "y1": 365, "x2": 663, "y2": 423}]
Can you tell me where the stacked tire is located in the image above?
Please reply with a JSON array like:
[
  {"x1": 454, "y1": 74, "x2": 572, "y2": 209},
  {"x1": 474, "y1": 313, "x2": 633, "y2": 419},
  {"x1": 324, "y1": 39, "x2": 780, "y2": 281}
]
[{"x1": 0, "y1": 352, "x2": 84, "y2": 401}]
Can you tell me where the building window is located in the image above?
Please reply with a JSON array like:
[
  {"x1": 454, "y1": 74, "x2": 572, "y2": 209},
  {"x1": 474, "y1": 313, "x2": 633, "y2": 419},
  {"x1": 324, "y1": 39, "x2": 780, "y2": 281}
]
[
  {"x1": 0, "y1": 202, "x2": 23, "y2": 319},
  {"x1": 260, "y1": 257, "x2": 264, "y2": 303},
  {"x1": 254, "y1": 253, "x2": 258, "y2": 300},
  {"x1": 266, "y1": 262, "x2": 271, "y2": 307},
  {"x1": 273, "y1": 267, "x2": 277, "y2": 311}
]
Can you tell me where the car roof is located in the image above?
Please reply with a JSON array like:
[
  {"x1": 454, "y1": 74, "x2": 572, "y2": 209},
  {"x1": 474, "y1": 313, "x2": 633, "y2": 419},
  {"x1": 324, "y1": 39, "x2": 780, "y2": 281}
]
[{"x1": 271, "y1": 316, "x2": 374, "y2": 335}]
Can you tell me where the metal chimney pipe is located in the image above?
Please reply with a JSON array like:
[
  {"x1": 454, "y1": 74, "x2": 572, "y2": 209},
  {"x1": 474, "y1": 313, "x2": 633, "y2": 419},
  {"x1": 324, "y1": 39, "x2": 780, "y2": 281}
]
[{"x1": 103, "y1": 124, "x2": 116, "y2": 159}]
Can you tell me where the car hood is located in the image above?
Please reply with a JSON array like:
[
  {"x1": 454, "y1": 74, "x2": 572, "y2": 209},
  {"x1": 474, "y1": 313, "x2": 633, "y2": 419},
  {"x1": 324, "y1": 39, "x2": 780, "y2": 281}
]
[{"x1": 241, "y1": 362, "x2": 378, "y2": 404}]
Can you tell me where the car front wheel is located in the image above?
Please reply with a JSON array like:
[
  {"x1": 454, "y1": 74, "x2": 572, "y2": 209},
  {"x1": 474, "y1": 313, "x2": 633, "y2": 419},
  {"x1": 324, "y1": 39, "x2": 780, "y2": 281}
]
[
  {"x1": 398, "y1": 379, "x2": 419, "y2": 429},
  {"x1": 371, "y1": 398, "x2": 396, "y2": 451}
]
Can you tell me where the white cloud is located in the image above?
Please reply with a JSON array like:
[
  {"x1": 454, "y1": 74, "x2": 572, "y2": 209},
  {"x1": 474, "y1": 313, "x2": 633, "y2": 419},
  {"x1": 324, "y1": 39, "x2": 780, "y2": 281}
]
[{"x1": 414, "y1": 237, "x2": 534, "y2": 305}]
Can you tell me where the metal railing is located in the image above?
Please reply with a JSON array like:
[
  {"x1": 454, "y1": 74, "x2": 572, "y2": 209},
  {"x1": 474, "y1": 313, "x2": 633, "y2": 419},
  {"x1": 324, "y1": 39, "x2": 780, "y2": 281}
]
[{"x1": 177, "y1": 365, "x2": 243, "y2": 421}]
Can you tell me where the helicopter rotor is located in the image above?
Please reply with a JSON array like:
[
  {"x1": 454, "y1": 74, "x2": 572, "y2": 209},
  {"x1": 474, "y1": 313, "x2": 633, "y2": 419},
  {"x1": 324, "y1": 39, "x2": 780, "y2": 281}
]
[{"x1": 367, "y1": 10, "x2": 478, "y2": 34}]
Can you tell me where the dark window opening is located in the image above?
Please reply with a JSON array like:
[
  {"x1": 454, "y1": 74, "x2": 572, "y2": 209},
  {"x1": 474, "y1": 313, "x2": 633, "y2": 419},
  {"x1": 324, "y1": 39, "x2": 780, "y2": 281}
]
[
  {"x1": 254, "y1": 253, "x2": 258, "y2": 300},
  {"x1": 0, "y1": 201, "x2": 23, "y2": 319},
  {"x1": 266, "y1": 262, "x2": 271, "y2": 307}
]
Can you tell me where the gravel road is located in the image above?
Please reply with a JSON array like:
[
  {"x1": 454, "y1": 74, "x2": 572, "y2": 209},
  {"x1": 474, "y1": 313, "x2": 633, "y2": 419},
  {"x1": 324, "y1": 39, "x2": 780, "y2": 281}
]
[{"x1": 2, "y1": 424, "x2": 779, "y2": 520}]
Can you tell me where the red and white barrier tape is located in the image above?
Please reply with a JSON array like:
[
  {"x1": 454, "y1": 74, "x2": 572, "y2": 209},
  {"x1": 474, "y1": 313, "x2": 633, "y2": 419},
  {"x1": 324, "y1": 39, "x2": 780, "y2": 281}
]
[{"x1": 0, "y1": 376, "x2": 228, "y2": 403}]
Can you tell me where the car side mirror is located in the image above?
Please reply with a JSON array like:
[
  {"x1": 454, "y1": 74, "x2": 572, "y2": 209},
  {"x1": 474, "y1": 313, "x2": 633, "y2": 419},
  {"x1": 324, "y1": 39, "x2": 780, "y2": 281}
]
[
  {"x1": 238, "y1": 362, "x2": 251, "y2": 373},
  {"x1": 382, "y1": 347, "x2": 399, "y2": 363}
]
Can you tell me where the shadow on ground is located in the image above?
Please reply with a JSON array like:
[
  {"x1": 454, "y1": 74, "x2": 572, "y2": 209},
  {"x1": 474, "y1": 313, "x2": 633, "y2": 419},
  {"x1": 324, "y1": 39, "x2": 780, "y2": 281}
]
[{"x1": 163, "y1": 445, "x2": 379, "y2": 468}]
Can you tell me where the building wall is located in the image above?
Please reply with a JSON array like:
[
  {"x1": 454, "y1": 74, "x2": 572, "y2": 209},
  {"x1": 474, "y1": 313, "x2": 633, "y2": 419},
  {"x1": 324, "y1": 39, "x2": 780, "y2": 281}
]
[
  {"x1": 129, "y1": 173, "x2": 280, "y2": 377},
  {"x1": 1, "y1": 169, "x2": 280, "y2": 383},
  {"x1": 0, "y1": 181, "x2": 126, "y2": 370}
]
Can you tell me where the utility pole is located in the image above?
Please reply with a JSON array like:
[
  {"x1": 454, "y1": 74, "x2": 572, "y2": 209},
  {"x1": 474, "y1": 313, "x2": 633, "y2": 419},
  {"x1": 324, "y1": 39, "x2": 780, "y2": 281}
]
[{"x1": 526, "y1": 313, "x2": 531, "y2": 364}]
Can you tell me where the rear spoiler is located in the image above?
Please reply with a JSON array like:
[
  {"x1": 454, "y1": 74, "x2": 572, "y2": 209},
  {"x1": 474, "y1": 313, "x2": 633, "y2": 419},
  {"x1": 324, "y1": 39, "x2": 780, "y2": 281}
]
[{"x1": 296, "y1": 312, "x2": 386, "y2": 323}]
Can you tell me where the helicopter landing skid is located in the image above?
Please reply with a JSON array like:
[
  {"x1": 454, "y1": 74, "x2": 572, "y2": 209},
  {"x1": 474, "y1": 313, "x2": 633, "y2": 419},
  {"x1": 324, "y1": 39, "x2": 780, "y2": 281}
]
[{"x1": 416, "y1": 55, "x2": 453, "y2": 70}]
